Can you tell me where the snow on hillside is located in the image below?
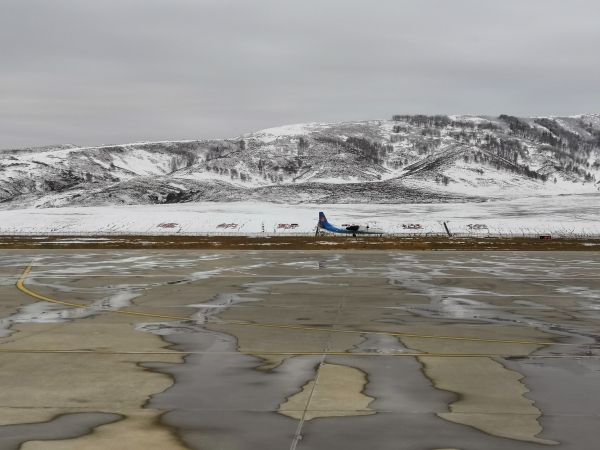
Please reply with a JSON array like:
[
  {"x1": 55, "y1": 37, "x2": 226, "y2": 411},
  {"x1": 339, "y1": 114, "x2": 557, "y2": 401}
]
[
  {"x1": 0, "y1": 195, "x2": 597, "y2": 237},
  {"x1": 246, "y1": 123, "x2": 324, "y2": 143},
  {"x1": 1, "y1": 114, "x2": 599, "y2": 209}
]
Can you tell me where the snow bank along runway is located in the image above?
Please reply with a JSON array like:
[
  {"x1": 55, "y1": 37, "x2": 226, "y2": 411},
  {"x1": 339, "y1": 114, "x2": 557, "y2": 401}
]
[
  {"x1": 0, "y1": 194, "x2": 599, "y2": 238},
  {"x1": 0, "y1": 251, "x2": 599, "y2": 449}
]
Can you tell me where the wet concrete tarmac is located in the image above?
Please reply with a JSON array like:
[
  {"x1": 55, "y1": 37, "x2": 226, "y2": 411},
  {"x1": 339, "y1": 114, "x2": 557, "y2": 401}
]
[
  {"x1": 0, "y1": 250, "x2": 599, "y2": 449},
  {"x1": 0, "y1": 413, "x2": 122, "y2": 450}
]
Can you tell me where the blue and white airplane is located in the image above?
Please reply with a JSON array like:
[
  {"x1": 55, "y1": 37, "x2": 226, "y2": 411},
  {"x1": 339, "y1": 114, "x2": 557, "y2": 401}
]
[{"x1": 317, "y1": 212, "x2": 385, "y2": 236}]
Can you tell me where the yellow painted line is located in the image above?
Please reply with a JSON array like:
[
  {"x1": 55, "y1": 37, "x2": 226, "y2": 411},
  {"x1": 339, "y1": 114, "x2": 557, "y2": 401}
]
[
  {"x1": 17, "y1": 264, "x2": 84, "y2": 309},
  {"x1": 14, "y1": 263, "x2": 569, "y2": 347},
  {"x1": 11, "y1": 272, "x2": 600, "y2": 280},
  {"x1": 217, "y1": 320, "x2": 567, "y2": 346},
  {"x1": 0, "y1": 348, "x2": 592, "y2": 358},
  {"x1": 0, "y1": 348, "x2": 489, "y2": 356},
  {"x1": 16, "y1": 264, "x2": 191, "y2": 321}
]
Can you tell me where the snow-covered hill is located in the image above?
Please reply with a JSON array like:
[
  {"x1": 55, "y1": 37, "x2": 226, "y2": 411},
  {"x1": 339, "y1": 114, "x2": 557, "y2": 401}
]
[{"x1": 1, "y1": 114, "x2": 599, "y2": 208}]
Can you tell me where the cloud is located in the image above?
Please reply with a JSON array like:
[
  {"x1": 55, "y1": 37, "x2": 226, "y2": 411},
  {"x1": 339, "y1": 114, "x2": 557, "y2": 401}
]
[{"x1": 1, "y1": 0, "x2": 599, "y2": 148}]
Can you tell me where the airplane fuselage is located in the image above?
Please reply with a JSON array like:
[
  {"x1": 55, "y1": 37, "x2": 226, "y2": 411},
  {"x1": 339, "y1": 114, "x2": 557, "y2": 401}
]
[{"x1": 318, "y1": 212, "x2": 384, "y2": 236}]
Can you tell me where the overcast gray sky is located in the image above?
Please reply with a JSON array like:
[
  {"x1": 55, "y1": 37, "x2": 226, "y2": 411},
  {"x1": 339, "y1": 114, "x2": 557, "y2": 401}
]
[{"x1": 1, "y1": 0, "x2": 598, "y2": 149}]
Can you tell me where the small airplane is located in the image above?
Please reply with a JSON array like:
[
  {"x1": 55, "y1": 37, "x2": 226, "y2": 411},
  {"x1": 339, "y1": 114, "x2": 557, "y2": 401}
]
[{"x1": 317, "y1": 211, "x2": 385, "y2": 236}]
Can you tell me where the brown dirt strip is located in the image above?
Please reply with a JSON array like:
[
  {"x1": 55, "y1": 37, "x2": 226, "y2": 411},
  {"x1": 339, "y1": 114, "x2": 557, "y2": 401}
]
[{"x1": 0, "y1": 235, "x2": 599, "y2": 250}]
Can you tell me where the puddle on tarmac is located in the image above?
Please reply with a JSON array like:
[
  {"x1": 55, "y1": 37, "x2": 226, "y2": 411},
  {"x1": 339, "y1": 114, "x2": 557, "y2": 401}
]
[{"x1": 0, "y1": 413, "x2": 122, "y2": 450}]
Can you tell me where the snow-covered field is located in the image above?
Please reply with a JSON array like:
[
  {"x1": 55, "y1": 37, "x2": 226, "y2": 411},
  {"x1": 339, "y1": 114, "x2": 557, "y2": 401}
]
[{"x1": 0, "y1": 194, "x2": 598, "y2": 238}]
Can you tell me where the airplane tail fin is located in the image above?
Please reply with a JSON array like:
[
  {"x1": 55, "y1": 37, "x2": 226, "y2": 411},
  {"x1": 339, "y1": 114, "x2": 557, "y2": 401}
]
[{"x1": 318, "y1": 211, "x2": 329, "y2": 228}]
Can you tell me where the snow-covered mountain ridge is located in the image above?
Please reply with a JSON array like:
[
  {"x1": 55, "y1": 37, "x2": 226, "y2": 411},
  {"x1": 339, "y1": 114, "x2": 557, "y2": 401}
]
[{"x1": 1, "y1": 114, "x2": 599, "y2": 208}]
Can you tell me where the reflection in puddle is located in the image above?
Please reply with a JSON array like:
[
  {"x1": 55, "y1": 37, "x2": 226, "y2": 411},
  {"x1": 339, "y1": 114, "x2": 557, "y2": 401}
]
[{"x1": 0, "y1": 291, "x2": 141, "y2": 338}]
